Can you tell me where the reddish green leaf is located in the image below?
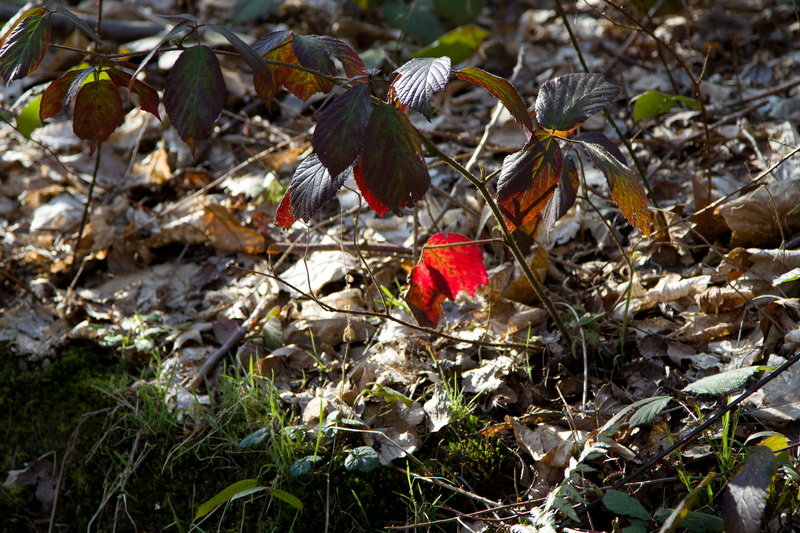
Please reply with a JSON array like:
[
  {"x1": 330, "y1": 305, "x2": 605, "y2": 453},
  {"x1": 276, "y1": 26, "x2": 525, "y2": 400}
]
[
  {"x1": 722, "y1": 445, "x2": 777, "y2": 533},
  {"x1": 264, "y1": 37, "x2": 332, "y2": 101},
  {"x1": 40, "y1": 67, "x2": 93, "y2": 120},
  {"x1": 72, "y1": 79, "x2": 124, "y2": 144},
  {"x1": 391, "y1": 57, "x2": 451, "y2": 119},
  {"x1": 454, "y1": 67, "x2": 532, "y2": 136},
  {"x1": 105, "y1": 68, "x2": 161, "y2": 120},
  {"x1": 0, "y1": 7, "x2": 50, "y2": 82},
  {"x1": 252, "y1": 31, "x2": 293, "y2": 102},
  {"x1": 313, "y1": 35, "x2": 366, "y2": 81},
  {"x1": 164, "y1": 45, "x2": 225, "y2": 154},
  {"x1": 281, "y1": 153, "x2": 351, "y2": 225},
  {"x1": 405, "y1": 233, "x2": 488, "y2": 327},
  {"x1": 312, "y1": 84, "x2": 372, "y2": 176},
  {"x1": 576, "y1": 132, "x2": 652, "y2": 236},
  {"x1": 540, "y1": 156, "x2": 579, "y2": 241},
  {"x1": 497, "y1": 130, "x2": 562, "y2": 236},
  {"x1": 357, "y1": 102, "x2": 430, "y2": 215},
  {"x1": 206, "y1": 23, "x2": 272, "y2": 86},
  {"x1": 288, "y1": 34, "x2": 336, "y2": 100},
  {"x1": 535, "y1": 73, "x2": 620, "y2": 133}
]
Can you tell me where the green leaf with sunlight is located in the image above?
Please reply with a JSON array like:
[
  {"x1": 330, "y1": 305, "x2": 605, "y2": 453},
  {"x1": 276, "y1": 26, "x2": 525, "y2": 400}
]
[
  {"x1": 682, "y1": 366, "x2": 765, "y2": 395},
  {"x1": 603, "y1": 489, "x2": 652, "y2": 522},
  {"x1": 632, "y1": 89, "x2": 698, "y2": 121},
  {"x1": 194, "y1": 479, "x2": 267, "y2": 520},
  {"x1": 412, "y1": 25, "x2": 489, "y2": 63},
  {"x1": 16, "y1": 93, "x2": 42, "y2": 137}
]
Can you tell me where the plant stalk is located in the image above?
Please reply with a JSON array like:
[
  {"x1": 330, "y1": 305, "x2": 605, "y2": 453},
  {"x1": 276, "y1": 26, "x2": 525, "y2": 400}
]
[{"x1": 420, "y1": 136, "x2": 573, "y2": 348}]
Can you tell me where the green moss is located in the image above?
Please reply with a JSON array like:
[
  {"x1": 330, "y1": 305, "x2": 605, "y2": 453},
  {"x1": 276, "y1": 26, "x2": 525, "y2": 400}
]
[{"x1": 0, "y1": 343, "x2": 120, "y2": 529}]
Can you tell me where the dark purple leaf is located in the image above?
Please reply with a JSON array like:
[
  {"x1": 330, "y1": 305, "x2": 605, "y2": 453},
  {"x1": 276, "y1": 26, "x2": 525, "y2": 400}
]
[
  {"x1": 313, "y1": 35, "x2": 366, "y2": 81},
  {"x1": 312, "y1": 84, "x2": 372, "y2": 176},
  {"x1": 497, "y1": 130, "x2": 562, "y2": 236},
  {"x1": 0, "y1": 7, "x2": 50, "y2": 82},
  {"x1": 291, "y1": 34, "x2": 337, "y2": 77},
  {"x1": 252, "y1": 30, "x2": 293, "y2": 55},
  {"x1": 535, "y1": 73, "x2": 620, "y2": 133},
  {"x1": 454, "y1": 67, "x2": 533, "y2": 136},
  {"x1": 39, "y1": 67, "x2": 93, "y2": 120},
  {"x1": 287, "y1": 153, "x2": 351, "y2": 222},
  {"x1": 540, "y1": 156, "x2": 579, "y2": 242},
  {"x1": 105, "y1": 68, "x2": 161, "y2": 120},
  {"x1": 722, "y1": 445, "x2": 776, "y2": 533},
  {"x1": 206, "y1": 23, "x2": 272, "y2": 85},
  {"x1": 357, "y1": 103, "x2": 430, "y2": 215},
  {"x1": 164, "y1": 45, "x2": 225, "y2": 154},
  {"x1": 576, "y1": 131, "x2": 652, "y2": 235},
  {"x1": 53, "y1": 6, "x2": 102, "y2": 46},
  {"x1": 391, "y1": 56, "x2": 451, "y2": 119},
  {"x1": 72, "y1": 79, "x2": 124, "y2": 144}
]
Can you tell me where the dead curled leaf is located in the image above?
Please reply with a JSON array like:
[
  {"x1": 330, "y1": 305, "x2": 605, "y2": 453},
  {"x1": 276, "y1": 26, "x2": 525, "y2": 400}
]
[
  {"x1": 717, "y1": 180, "x2": 800, "y2": 248},
  {"x1": 202, "y1": 203, "x2": 267, "y2": 254}
]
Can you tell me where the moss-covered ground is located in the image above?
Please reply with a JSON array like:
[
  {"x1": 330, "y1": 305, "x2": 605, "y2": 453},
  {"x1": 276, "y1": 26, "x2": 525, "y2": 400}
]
[{"x1": 0, "y1": 344, "x2": 513, "y2": 531}]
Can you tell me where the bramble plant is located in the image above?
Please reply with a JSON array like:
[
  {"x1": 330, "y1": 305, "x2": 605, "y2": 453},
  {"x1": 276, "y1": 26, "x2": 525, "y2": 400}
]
[{"x1": 0, "y1": 6, "x2": 651, "y2": 330}]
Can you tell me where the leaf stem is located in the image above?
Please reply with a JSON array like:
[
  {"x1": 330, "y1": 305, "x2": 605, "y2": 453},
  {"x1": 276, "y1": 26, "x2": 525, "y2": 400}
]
[{"x1": 419, "y1": 136, "x2": 573, "y2": 348}]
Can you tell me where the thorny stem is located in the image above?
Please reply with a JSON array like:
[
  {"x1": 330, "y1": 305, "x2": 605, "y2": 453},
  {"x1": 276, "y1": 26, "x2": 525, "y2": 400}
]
[
  {"x1": 70, "y1": 146, "x2": 102, "y2": 272},
  {"x1": 598, "y1": 0, "x2": 716, "y2": 197},
  {"x1": 419, "y1": 136, "x2": 574, "y2": 349},
  {"x1": 563, "y1": 350, "x2": 800, "y2": 526},
  {"x1": 553, "y1": 0, "x2": 656, "y2": 202}
]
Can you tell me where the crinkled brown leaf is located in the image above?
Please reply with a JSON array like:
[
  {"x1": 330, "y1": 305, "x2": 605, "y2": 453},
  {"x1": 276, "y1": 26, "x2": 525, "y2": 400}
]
[{"x1": 203, "y1": 203, "x2": 266, "y2": 254}]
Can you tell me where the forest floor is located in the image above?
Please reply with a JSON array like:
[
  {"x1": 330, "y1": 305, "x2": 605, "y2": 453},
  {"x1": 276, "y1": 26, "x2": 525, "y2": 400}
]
[{"x1": 2, "y1": 0, "x2": 800, "y2": 531}]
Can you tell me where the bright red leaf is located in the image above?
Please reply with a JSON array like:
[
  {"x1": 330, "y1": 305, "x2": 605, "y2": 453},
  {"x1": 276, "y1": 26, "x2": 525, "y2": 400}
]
[
  {"x1": 275, "y1": 192, "x2": 295, "y2": 228},
  {"x1": 497, "y1": 130, "x2": 562, "y2": 237},
  {"x1": 357, "y1": 102, "x2": 430, "y2": 215},
  {"x1": 405, "y1": 233, "x2": 488, "y2": 327},
  {"x1": 164, "y1": 45, "x2": 225, "y2": 154},
  {"x1": 72, "y1": 79, "x2": 124, "y2": 144},
  {"x1": 0, "y1": 7, "x2": 50, "y2": 82}
]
